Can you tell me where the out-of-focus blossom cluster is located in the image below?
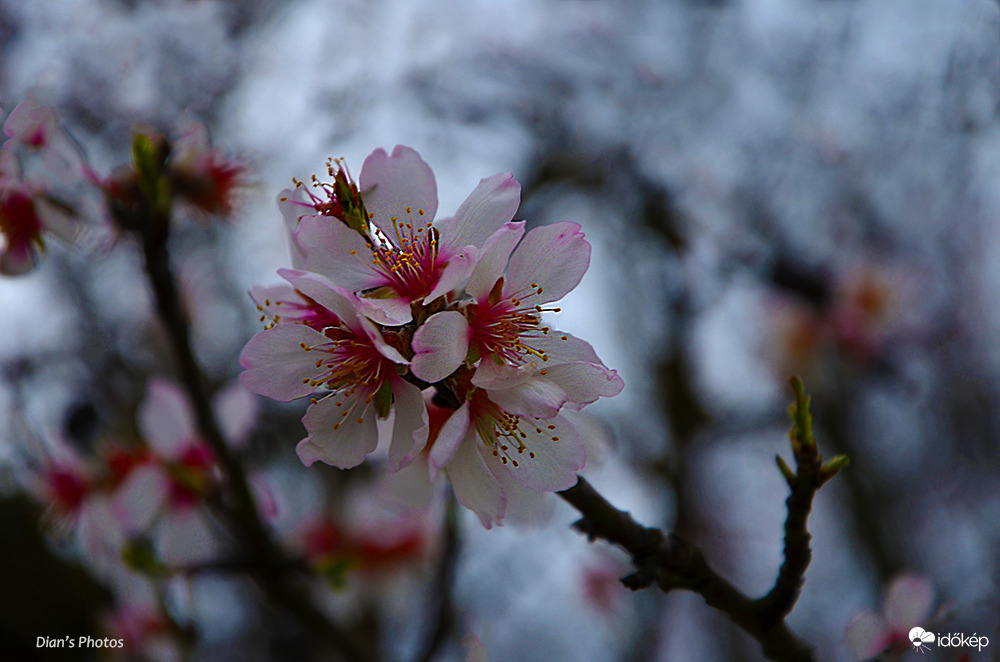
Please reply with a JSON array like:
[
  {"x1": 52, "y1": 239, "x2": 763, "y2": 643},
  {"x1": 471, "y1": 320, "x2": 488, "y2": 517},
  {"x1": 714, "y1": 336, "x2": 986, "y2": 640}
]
[
  {"x1": 764, "y1": 261, "x2": 924, "y2": 379},
  {"x1": 0, "y1": 97, "x2": 82, "y2": 275},
  {"x1": 241, "y1": 146, "x2": 624, "y2": 527},
  {"x1": 0, "y1": 96, "x2": 246, "y2": 276},
  {"x1": 23, "y1": 379, "x2": 254, "y2": 660}
]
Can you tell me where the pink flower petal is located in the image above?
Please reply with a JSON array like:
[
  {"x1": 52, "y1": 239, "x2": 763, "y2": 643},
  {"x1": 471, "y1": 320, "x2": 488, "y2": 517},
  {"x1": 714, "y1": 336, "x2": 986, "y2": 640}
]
[
  {"x1": 486, "y1": 374, "x2": 567, "y2": 420},
  {"x1": 884, "y1": 574, "x2": 934, "y2": 631},
  {"x1": 436, "y1": 172, "x2": 521, "y2": 255},
  {"x1": 297, "y1": 393, "x2": 379, "y2": 468},
  {"x1": 846, "y1": 611, "x2": 889, "y2": 659},
  {"x1": 4, "y1": 96, "x2": 57, "y2": 146},
  {"x1": 294, "y1": 215, "x2": 381, "y2": 292},
  {"x1": 359, "y1": 145, "x2": 438, "y2": 240},
  {"x1": 502, "y1": 413, "x2": 585, "y2": 492},
  {"x1": 213, "y1": 381, "x2": 258, "y2": 448},
  {"x1": 239, "y1": 324, "x2": 329, "y2": 401},
  {"x1": 386, "y1": 378, "x2": 430, "y2": 472},
  {"x1": 358, "y1": 315, "x2": 409, "y2": 365},
  {"x1": 111, "y1": 464, "x2": 170, "y2": 534},
  {"x1": 429, "y1": 401, "x2": 471, "y2": 480},
  {"x1": 466, "y1": 221, "x2": 525, "y2": 303},
  {"x1": 424, "y1": 245, "x2": 478, "y2": 303},
  {"x1": 277, "y1": 268, "x2": 359, "y2": 327},
  {"x1": 35, "y1": 197, "x2": 78, "y2": 242},
  {"x1": 354, "y1": 294, "x2": 414, "y2": 325},
  {"x1": 411, "y1": 311, "x2": 472, "y2": 383},
  {"x1": 0, "y1": 242, "x2": 36, "y2": 275},
  {"x1": 447, "y1": 436, "x2": 506, "y2": 529},
  {"x1": 539, "y1": 362, "x2": 624, "y2": 409},
  {"x1": 504, "y1": 222, "x2": 590, "y2": 305},
  {"x1": 462, "y1": 632, "x2": 489, "y2": 662},
  {"x1": 139, "y1": 379, "x2": 196, "y2": 459},
  {"x1": 251, "y1": 474, "x2": 280, "y2": 521}
]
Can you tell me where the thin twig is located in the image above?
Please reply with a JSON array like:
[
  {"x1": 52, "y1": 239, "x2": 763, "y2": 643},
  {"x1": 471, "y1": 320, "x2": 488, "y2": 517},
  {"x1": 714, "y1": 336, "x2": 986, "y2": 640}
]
[{"x1": 557, "y1": 476, "x2": 816, "y2": 662}]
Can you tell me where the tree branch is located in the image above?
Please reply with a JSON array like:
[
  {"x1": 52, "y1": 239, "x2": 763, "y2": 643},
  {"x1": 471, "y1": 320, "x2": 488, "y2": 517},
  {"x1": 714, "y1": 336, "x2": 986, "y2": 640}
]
[
  {"x1": 557, "y1": 378, "x2": 847, "y2": 662},
  {"x1": 557, "y1": 477, "x2": 815, "y2": 662}
]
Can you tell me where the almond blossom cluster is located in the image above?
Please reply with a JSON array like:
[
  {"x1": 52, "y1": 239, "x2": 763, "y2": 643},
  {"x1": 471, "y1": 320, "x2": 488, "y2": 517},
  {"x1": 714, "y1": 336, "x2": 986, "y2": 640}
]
[
  {"x1": 0, "y1": 97, "x2": 81, "y2": 274},
  {"x1": 241, "y1": 146, "x2": 623, "y2": 527}
]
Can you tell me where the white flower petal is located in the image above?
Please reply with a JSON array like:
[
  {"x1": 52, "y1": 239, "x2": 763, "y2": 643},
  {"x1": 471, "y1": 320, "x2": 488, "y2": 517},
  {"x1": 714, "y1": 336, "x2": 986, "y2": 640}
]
[
  {"x1": 387, "y1": 379, "x2": 429, "y2": 472},
  {"x1": 424, "y1": 245, "x2": 478, "y2": 303},
  {"x1": 278, "y1": 268, "x2": 359, "y2": 324},
  {"x1": 429, "y1": 401, "x2": 471, "y2": 480},
  {"x1": 295, "y1": 215, "x2": 381, "y2": 291},
  {"x1": 111, "y1": 464, "x2": 170, "y2": 534},
  {"x1": 213, "y1": 381, "x2": 258, "y2": 448},
  {"x1": 139, "y1": 379, "x2": 196, "y2": 458},
  {"x1": 503, "y1": 413, "x2": 585, "y2": 492},
  {"x1": 411, "y1": 311, "x2": 472, "y2": 383},
  {"x1": 239, "y1": 324, "x2": 328, "y2": 401},
  {"x1": 488, "y1": 375, "x2": 567, "y2": 420},
  {"x1": 447, "y1": 435, "x2": 506, "y2": 529},
  {"x1": 436, "y1": 172, "x2": 520, "y2": 253},
  {"x1": 297, "y1": 393, "x2": 379, "y2": 468},
  {"x1": 358, "y1": 316, "x2": 409, "y2": 365},
  {"x1": 155, "y1": 510, "x2": 217, "y2": 566},
  {"x1": 360, "y1": 145, "x2": 438, "y2": 238},
  {"x1": 466, "y1": 221, "x2": 525, "y2": 303},
  {"x1": 504, "y1": 222, "x2": 590, "y2": 305},
  {"x1": 884, "y1": 575, "x2": 934, "y2": 630},
  {"x1": 471, "y1": 360, "x2": 534, "y2": 390},
  {"x1": 354, "y1": 294, "x2": 414, "y2": 325},
  {"x1": 531, "y1": 330, "x2": 605, "y2": 365},
  {"x1": 846, "y1": 611, "x2": 889, "y2": 660},
  {"x1": 482, "y1": 450, "x2": 553, "y2": 526},
  {"x1": 539, "y1": 361, "x2": 624, "y2": 409}
]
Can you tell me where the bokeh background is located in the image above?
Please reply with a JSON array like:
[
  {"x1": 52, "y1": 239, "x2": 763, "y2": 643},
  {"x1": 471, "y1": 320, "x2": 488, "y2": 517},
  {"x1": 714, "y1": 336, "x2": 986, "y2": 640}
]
[{"x1": 2, "y1": 0, "x2": 999, "y2": 661}]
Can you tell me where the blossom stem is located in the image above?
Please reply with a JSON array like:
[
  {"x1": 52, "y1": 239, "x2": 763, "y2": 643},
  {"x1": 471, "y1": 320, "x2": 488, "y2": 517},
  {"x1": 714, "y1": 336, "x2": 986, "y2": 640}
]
[
  {"x1": 136, "y1": 214, "x2": 371, "y2": 662},
  {"x1": 557, "y1": 476, "x2": 816, "y2": 662}
]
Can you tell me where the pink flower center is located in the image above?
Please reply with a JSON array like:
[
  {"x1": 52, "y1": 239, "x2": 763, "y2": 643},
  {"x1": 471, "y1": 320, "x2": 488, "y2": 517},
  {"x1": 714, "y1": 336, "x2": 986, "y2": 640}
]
[
  {"x1": 300, "y1": 326, "x2": 391, "y2": 393},
  {"x1": 45, "y1": 467, "x2": 89, "y2": 512},
  {"x1": 468, "y1": 283, "x2": 561, "y2": 365},
  {"x1": 167, "y1": 442, "x2": 216, "y2": 509},
  {"x1": 366, "y1": 209, "x2": 441, "y2": 300},
  {"x1": 0, "y1": 189, "x2": 42, "y2": 250}
]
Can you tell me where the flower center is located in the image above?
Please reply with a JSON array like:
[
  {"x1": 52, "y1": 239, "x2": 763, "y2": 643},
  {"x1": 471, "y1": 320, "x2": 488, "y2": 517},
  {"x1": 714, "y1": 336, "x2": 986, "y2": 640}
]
[
  {"x1": 469, "y1": 392, "x2": 563, "y2": 469},
  {"x1": 365, "y1": 207, "x2": 440, "y2": 300},
  {"x1": 300, "y1": 327, "x2": 389, "y2": 393},
  {"x1": 0, "y1": 189, "x2": 42, "y2": 250},
  {"x1": 469, "y1": 282, "x2": 562, "y2": 365}
]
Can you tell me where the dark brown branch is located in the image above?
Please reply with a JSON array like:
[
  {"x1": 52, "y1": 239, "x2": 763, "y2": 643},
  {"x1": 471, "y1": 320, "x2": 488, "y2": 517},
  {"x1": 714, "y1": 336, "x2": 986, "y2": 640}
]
[
  {"x1": 557, "y1": 379, "x2": 847, "y2": 662},
  {"x1": 557, "y1": 476, "x2": 816, "y2": 662},
  {"x1": 759, "y1": 377, "x2": 848, "y2": 627}
]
